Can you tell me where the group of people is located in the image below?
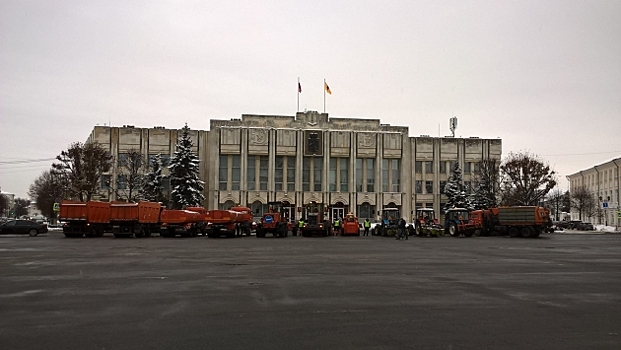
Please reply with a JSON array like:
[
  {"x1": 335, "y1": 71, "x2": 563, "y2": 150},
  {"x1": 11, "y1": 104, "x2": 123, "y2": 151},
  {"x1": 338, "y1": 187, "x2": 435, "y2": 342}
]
[{"x1": 292, "y1": 216, "x2": 409, "y2": 239}]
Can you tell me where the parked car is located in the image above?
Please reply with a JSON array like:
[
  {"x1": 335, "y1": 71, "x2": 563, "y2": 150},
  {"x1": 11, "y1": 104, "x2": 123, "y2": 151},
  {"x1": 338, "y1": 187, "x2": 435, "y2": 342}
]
[
  {"x1": 577, "y1": 222, "x2": 594, "y2": 231},
  {"x1": 0, "y1": 220, "x2": 48, "y2": 236}
]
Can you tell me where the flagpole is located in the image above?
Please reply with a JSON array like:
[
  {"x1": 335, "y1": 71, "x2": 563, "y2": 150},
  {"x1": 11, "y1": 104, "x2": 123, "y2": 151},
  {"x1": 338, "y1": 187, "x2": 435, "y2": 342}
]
[
  {"x1": 297, "y1": 77, "x2": 300, "y2": 112},
  {"x1": 323, "y1": 79, "x2": 326, "y2": 113}
]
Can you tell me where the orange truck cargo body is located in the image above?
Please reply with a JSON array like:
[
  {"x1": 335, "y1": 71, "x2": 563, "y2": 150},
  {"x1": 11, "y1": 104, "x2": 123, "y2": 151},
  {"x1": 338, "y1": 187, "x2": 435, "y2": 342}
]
[
  {"x1": 159, "y1": 209, "x2": 204, "y2": 224},
  {"x1": 59, "y1": 200, "x2": 110, "y2": 237},
  {"x1": 110, "y1": 201, "x2": 161, "y2": 224},
  {"x1": 205, "y1": 210, "x2": 241, "y2": 224},
  {"x1": 229, "y1": 206, "x2": 252, "y2": 222},
  {"x1": 59, "y1": 200, "x2": 110, "y2": 223}
]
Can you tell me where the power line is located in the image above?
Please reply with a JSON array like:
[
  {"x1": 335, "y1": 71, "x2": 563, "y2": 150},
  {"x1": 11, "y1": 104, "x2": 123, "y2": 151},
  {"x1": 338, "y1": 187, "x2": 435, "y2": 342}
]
[{"x1": 0, "y1": 157, "x2": 56, "y2": 165}]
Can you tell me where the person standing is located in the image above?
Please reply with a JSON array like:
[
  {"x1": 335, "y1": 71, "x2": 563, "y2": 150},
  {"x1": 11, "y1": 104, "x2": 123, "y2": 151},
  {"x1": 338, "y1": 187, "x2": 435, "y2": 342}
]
[
  {"x1": 397, "y1": 218, "x2": 407, "y2": 240},
  {"x1": 333, "y1": 217, "x2": 341, "y2": 236},
  {"x1": 297, "y1": 218, "x2": 305, "y2": 236},
  {"x1": 363, "y1": 218, "x2": 370, "y2": 236}
]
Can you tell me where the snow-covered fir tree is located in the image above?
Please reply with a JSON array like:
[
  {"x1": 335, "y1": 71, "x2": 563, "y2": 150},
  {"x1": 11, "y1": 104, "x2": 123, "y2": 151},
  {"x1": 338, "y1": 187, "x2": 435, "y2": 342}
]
[
  {"x1": 140, "y1": 154, "x2": 166, "y2": 203},
  {"x1": 472, "y1": 179, "x2": 496, "y2": 210},
  {"x1": 168, "y1": 124, "x2": 205, "y2": 209},
  {"x1": 443, "y1": 162, "x2": 474, "y2": 212}
]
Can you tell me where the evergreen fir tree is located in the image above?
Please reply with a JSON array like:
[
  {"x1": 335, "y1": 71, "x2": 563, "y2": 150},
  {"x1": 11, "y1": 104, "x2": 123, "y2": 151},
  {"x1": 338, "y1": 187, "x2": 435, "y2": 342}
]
[
  {"x1": 140, "y1": 154, "x2": 166, "y2": 203},
  {"x1": 472, "y1": 178, "x2": 496, "y2": 210},
  {"x1": 443, "y1": 163, "x2": 473, "y2": 212},
  {"x1": 168, "y1": 124, "x2": 205, "y2": 209}
]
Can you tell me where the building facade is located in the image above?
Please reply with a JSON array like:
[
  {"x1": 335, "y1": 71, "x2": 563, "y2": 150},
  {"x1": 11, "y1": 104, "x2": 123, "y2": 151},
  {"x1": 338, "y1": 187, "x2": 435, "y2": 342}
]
[
  {"x1": 567, "y1": 157, "x2": 621, "y2": 226},
  {"x1": 88, "y1": 111, "x2": 502, "y2": 222}
]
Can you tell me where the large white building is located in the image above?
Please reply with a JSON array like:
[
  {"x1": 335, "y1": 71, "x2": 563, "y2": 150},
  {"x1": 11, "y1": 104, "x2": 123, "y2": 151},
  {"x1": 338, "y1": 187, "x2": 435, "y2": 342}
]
[
  {"x1": 567, "y1": 157, "x2": 621, "y2": 226},
  {"x1": 87, "y1": 111, "x2": 502, "y2": 222}
]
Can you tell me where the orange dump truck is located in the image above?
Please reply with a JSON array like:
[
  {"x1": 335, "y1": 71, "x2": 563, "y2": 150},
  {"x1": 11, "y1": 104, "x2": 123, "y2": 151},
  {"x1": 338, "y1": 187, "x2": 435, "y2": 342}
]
[
  {"x1": 230, "y1": 206, "x2": 253, "y2": 236},
  {"x1": 204, "y1": 209, "x2": 243, "y2": 238},
  {"x1": 109, "y1": 201, "x2": 162, "y2": 238},
  {"x1": 470, "y1": 206, "x2": 552, "y2": 238},
  {"x1": 59, "y1": 200, "x2": 110, "y2": 238},
  {"x1": 159, "y1": 208, "x2": 205, "y2": 238},
  {"x1": 341, "y1": 212, "x2": 360, "y2": 236}
]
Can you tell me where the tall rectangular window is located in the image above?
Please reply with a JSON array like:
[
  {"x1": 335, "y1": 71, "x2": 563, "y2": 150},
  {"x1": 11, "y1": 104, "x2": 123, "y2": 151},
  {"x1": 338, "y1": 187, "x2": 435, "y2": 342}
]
[
  {"x1": 313, "y1": 157, "x2": 323, "y2": 191},
  {"x1": 391, "y1": 159, "x2": 400, "y2": 192},
  {"x1": 101, "y1": 175, "x2": 111, "y2": 190},
  {"x1": 118, "y1": 153, "x2": 128, "y2": 167},
  {"x1": 340, "y1": 158, "x2": 348, "y2": 192},
  {"x1": 259, "y1": 156, "x2": 268, "y2": 191},
  {"x1": 415, "y1": 180, "x2": 422, "y2": 194},
  {"x1": 366, "y1": 159, "x2": 375, "y2": 192},
  {"x1": 286, "y1": 157, "x2": 296, "y2": 192},
  {"x1": 247, "y1": 156, "x2": 256, "y2": 191},
  {"x1": 329, "y1": 158, "x2": 337, "y2": 191},
  {"x1": 440, "y1": 161, "x2": 446, "y2": 174},
  {"x1": 382, "y1": 159, "x2": 389, "y2": 192},
  {"x1": 219, "y1": 155, "x2": 228, "y2": 190},
  {"x1": 303, "y1": 157, "x2": 311, "y2": 191},
  {"x1": 464, "y1": 162, "x2": 471, "y2": 174},
  {"x1": 425, "y1": 181, "x2": 433, "y2": 194},
  {"x1": 440, "y1": 181, "x2": 447, "y2": 194},
  {"x1": 117, "y1": 175, "x2": 127, "y2": 190},
  {"x1": 425, "y1": 161, "x2": 433, "y2": 173},
  {"x1": 231, "y1": 155, "x2": 241, "y2": 190},
  {"x1": 415, "y1": 161, "x2": 422, "y2": 173},
  {"x1": 356, "y1": 158, "x2": 363, "y2": 192},
  {"x1": 275, "y1": 156, "x2": 284, "y2": 191}
]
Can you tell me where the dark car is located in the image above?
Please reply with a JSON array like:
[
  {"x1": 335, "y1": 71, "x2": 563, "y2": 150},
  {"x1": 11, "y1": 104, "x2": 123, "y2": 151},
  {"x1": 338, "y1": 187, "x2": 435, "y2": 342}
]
[
  {"x1": 577, "y1": 222, "x2": 594, "y2": 231},
  {"x1": 0, "y1": 220, "x2": 48, "y2": 236}
]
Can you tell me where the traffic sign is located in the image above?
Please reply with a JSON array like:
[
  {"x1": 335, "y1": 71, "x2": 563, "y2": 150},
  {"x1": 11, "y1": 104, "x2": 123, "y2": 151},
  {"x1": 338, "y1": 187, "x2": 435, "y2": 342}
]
[{"x1": 53, "y1": 203, "x2": 60, "y2": 212}]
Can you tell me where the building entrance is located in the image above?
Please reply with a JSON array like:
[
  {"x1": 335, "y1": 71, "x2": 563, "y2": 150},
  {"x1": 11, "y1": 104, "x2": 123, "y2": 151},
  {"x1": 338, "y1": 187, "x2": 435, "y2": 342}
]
[{"x1": 331, "y1": 208, "x2": 345, "y2": 221}]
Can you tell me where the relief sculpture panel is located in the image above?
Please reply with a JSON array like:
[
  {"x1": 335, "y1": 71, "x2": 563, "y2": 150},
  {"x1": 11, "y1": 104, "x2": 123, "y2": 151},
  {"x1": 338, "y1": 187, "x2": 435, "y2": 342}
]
[
  {"x1": 249, "y1": 128, "x2": 269, "y2": 146},
  {"x1": 357, "y1": 133, "x2": 376, "y2": 148}
]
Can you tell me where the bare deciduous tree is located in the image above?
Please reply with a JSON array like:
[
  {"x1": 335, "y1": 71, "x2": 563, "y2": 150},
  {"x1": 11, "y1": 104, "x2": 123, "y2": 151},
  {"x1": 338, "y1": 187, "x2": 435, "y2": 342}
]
[
  {"x1": 52, "y1": 142, "x2": 112, "y2": 201},
  {"x1": 13, "y1": 198, "x2": 30, "y2": 218},
  {"x1": 546, "y1": 188, "x2": 565, "y2": 221},
  {"x1": 0, "y1": 194, "x2": 9, "y2": 216},
  {"x1": 570, "y1": 185, "x2": 596, "y2": 221},
  {"x1": 28, "y1": 170, "x2": 68, "y2": 218},
  {"x1": 111, "y1": 149, "x2": 145, "y2": 202},
  {"x1": 499, "y1": 152, "x2": 557, "y2": 206}
]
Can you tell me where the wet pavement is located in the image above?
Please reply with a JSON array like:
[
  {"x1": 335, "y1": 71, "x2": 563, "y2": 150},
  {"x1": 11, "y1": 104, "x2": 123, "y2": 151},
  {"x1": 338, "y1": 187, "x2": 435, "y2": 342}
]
[{"x1": 1, "y1": 232, "x2": 620, "y2": 349}]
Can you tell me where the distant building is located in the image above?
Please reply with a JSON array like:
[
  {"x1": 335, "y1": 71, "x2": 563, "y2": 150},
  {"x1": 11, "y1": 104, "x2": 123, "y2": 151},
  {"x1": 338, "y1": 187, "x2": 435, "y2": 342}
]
[
  {"x1": 87, "y1": 111, "x2": 502, "y2": 222},
  {"x1": 567, "y1": 157, "x2": 621, "y2": 226},
  {"x1": 1, "y1": 190, "x2": 15, "y2": 217}
]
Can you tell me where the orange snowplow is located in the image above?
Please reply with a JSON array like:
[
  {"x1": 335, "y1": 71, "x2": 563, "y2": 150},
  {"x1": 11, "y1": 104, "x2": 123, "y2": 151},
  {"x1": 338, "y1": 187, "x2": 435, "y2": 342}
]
[{"x1": 341, "y1": 212, "x2": 360, "y2": 236}]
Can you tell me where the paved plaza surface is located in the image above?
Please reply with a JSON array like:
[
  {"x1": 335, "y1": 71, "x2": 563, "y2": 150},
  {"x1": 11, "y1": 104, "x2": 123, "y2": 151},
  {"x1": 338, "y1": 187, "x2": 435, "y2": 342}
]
[{"x1": 1, "y1": 232, "x2": 620, "y2": 350}]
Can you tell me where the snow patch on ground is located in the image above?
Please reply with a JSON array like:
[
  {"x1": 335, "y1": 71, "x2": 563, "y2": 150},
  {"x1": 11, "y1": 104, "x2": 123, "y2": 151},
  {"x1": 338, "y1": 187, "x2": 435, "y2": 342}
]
[{"x1": 595, "y1": 225, "x2": 620, "y2": 233}]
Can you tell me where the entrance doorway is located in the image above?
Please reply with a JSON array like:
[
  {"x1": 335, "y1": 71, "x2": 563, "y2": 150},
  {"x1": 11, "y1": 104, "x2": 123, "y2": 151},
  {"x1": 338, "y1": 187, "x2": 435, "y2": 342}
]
[
  {"x1": 331, "y1": 208, "x2": 345, "y2": 221},
  {"x1": 281, "y1": 201, "x2": 294, "y2": 222}
]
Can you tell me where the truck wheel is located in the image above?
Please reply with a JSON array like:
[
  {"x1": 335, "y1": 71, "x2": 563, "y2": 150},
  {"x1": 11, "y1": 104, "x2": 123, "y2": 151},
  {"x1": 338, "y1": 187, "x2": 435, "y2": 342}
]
[
  {"x1": 473, "y1": 229, "x2": 482, "y2": 237},
  {"x1": 520, "y1": 227, "x2": 534, "y2": 238},
  {"x1": 508, "y1": 227, "x2": 520, "y2": 237},
  {"x1": 449, "y1": 223, "x2": 459, "y2": 237}
]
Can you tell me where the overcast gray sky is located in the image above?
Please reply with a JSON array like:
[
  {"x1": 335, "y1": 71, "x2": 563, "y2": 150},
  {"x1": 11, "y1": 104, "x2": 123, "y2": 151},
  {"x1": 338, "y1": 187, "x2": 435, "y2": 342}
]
[{"x1": 1, "y1": 0, "x2": 620, "y2": 199}]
